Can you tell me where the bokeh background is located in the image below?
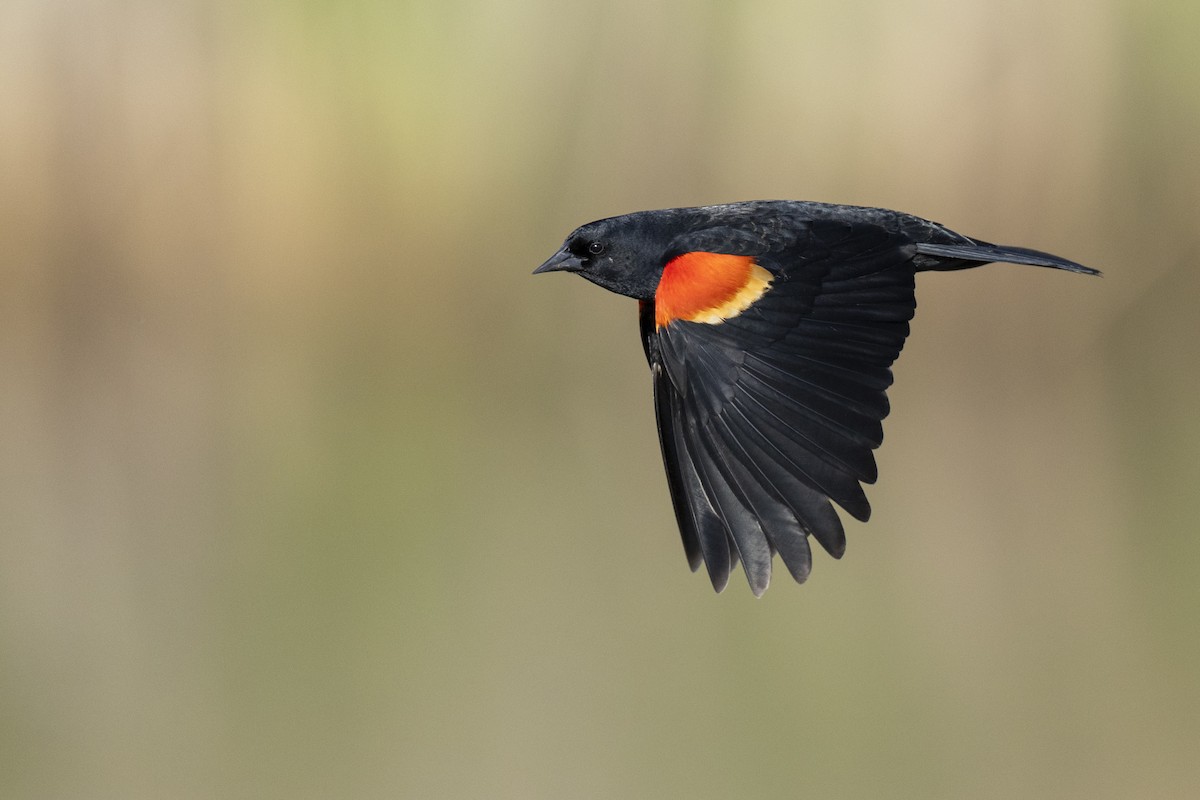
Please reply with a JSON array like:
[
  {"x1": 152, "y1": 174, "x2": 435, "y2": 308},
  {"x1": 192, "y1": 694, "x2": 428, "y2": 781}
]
[{"x1": 2, "y1": 1, "x2": 1198, "y2": 797}]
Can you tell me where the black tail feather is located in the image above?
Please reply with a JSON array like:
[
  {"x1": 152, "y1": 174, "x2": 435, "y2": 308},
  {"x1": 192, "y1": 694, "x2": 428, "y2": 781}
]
[{"x1": 914, "y1": 241, "x2": 1101, "y2": 276}]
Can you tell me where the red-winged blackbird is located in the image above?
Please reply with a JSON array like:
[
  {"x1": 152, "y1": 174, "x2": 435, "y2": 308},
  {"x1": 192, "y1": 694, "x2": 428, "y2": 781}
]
[{"x1": 535, "y1": 201, "x2": 1099, "y2": 595}]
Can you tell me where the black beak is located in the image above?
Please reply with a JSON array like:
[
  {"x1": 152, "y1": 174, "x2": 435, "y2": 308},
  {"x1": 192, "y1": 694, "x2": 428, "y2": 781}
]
[{"x1": 533, "y1": 247, "x2": 584, "y2": 275}]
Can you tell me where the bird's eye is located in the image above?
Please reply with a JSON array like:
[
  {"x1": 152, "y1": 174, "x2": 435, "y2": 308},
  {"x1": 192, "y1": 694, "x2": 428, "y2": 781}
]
[{"x1": 587, "y1": 241, "x2": 605, "y2": 255}]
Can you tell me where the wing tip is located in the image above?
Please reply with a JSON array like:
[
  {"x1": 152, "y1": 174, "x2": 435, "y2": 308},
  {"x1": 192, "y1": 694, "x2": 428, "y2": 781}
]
[{"x1": 707, "y1": 568, "x2": 731, "y2": 594}]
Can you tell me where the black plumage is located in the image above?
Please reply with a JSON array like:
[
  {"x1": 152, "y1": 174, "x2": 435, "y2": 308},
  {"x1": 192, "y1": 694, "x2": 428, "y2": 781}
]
[{"x1": 535, "y1": 201, "x2": 1099, "y2": 595}]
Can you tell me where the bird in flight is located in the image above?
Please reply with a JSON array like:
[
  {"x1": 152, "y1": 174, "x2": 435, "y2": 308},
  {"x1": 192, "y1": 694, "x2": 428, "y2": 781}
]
[{"x1": 534, "y1": 201, "x2": 1099, "y2": 595}]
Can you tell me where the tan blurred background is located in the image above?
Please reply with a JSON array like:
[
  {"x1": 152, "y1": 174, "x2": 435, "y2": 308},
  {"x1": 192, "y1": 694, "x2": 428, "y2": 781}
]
[{"x1": 1, "y1": 0, "x2": 1197, "y2": 797}]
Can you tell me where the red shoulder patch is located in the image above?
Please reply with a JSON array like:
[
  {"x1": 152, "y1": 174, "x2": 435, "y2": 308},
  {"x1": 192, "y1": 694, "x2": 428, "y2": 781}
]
[{"x1": 655, "y1": 252, "x2": 773, "y2": 329}]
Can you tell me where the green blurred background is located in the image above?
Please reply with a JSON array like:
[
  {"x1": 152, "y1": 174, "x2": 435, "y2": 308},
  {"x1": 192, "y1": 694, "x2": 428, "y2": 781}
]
[{"x1": 2, "y1": 1, "x2": 1198, "y2": 797}]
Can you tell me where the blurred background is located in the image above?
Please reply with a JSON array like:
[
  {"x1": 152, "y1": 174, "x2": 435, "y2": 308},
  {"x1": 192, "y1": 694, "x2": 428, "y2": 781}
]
[{"x1": 1, "y1": 0, "x2": 1197, "y2": 797}]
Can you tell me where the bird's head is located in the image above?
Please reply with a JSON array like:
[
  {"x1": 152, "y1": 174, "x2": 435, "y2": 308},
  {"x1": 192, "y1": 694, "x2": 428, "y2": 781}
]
[{"x1": 533, "y1": 211, "x2": 690, "y2": 300}]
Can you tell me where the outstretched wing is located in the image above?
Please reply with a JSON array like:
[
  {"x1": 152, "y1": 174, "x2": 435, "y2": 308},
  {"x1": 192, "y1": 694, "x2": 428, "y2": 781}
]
[{"x1": 641, "y1": 219, "x2": 918, "y2": 595}]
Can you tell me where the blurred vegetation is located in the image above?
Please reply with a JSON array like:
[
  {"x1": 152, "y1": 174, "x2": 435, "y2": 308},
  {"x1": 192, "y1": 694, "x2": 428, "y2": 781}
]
[{"x1": 1, "y1": 0, "x2": 1197, "y2": 798}]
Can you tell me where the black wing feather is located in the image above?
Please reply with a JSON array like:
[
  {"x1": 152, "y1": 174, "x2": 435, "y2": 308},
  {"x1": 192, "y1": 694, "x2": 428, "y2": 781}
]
[
  {"x1": 651, "y1": 363, "x2": 704, "y2": 573},
  {"x1": 718, "y1": 400, "x2": 847, "y2": 561},
  {"x1": 705, "y1": 412, "x2": 815, "y2": 583},
  {"x1": 642, "y1": 304, "x2": 732, "y2": 590},
  {"x1": 686, "y1": 420, "x2": 774, "y2": 595},
  {"x1": 643, "y1": 220, "x2": 917, "y2": 591}
]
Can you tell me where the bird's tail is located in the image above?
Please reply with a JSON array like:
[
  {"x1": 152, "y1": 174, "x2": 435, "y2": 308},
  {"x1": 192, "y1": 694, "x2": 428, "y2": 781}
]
[{"x1": 914, "y1": 241, "x2": 1101, "y2": 276}]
